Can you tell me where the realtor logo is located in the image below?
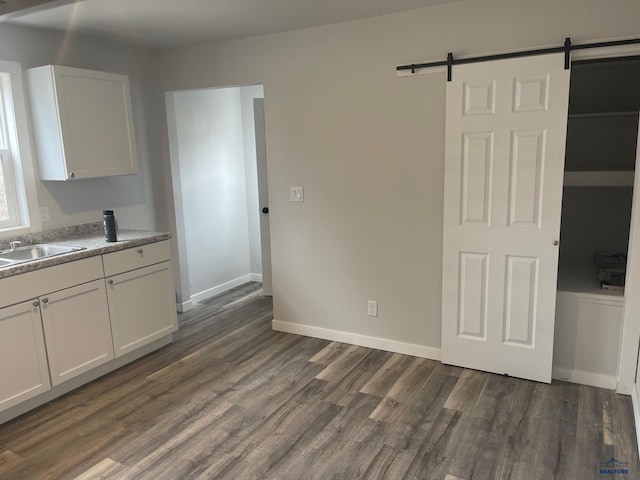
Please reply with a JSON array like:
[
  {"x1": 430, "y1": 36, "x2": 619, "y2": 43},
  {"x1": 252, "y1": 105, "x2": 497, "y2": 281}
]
[{"x1": 599, "y1": 458, "x2": 629, "y2": 475}]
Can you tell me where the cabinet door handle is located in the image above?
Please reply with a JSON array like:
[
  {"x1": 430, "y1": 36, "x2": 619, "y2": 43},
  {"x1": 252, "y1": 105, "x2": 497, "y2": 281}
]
[
  {"x1": 42, "y1": 298, "x2": 49, "y2": 304},
  {"x1": 33, "y1": 300, "x2": 40, "y2": 307},
  {"x1": 108, "y1": 279, "x2": 114, "y2": 285},
  {"x1": 69, "y1": 172, "x2": 75, "y2": 178},
  {"x1": 137, "y1": 249, "x2": 143, "y2": 254}
]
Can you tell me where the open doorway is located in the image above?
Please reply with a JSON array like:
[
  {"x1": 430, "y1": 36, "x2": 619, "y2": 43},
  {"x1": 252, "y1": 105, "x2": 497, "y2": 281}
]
[
  {"x1": 553, "y1": 57, "x2": 640, "y2": 389},
  {"x1": 165, "y1": 84, "x2": 271, "y2": 312}
]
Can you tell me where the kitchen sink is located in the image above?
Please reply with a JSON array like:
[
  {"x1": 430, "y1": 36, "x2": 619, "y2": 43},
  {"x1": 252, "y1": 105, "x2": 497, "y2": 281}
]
[
  {"x1": 0, "y1": 244, "x2": 85, "y2": 265},
  {"x1": 0, "y1": 258, "x2": 15, "y2": 266}
]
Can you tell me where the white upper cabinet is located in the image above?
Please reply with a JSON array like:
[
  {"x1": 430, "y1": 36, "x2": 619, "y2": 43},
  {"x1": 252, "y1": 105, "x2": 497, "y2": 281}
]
[{"x1": 26, "y1": 65, "x2": 138, "y2": 180}]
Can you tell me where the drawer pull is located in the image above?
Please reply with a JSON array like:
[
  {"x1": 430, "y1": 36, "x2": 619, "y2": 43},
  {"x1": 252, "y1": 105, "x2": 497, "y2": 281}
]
[
  {"x1": 108, "y1": 279, "x2": 114, "y2": 285},
  {"x1": 42, "y1": 298, "x2": 49, "y2": 304},
  {"x1": 137, "y1": 249, "x2": 144, "y2": 254},
  {"x1": 33, "y1": 300, "x2": 39, "y2": 307}
]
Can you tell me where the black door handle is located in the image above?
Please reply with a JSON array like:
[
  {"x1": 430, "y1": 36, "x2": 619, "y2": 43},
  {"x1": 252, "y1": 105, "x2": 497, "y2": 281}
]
[{"x1": 262, "y1": 207, "x2": 269, "y2": 214}]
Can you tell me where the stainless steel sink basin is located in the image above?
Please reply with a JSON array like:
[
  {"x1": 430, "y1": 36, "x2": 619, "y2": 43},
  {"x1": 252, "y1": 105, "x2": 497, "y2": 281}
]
[
  {"x1": 0, "y1": 258, "x2": 15, "y2": 266},
  {"x1": 0, "y1": 244, "x2": 85, "y2": 265}
]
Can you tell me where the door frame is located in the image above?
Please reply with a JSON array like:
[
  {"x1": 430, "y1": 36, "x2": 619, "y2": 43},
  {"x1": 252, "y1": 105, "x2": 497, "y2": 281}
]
[
  {"x1": 253, "y1": 98, "x2": 273, "y2": 296},
  {"x1": 570, "y1": 43, "x2": 640, "y2": 395},
  {"x1": 619, "y1": 139, "x2": 640, "y2": 394},
  {"x1": 163, "y1": 85, "x2": 271, "y2": 311},
  {"x1": 511, "y1": 44, "x2": 640, "y2": 394}
]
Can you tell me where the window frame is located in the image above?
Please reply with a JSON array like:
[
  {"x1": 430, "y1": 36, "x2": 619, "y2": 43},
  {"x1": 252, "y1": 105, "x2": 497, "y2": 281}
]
[{"x1": 0, "y1": 59, "x2": 40, "y2": 237}]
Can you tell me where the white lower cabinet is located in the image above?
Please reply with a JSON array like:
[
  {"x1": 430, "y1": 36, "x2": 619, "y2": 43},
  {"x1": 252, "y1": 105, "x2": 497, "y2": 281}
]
[
  {"x1": 0, "y1": 300, "x2": 51, "y2": 411},
  {"x1": 0, "y1": 240, "x2": 178, "y2": 420},
  {"x1": 106, "y1": 261, "x2": 178, "y2": 357},
  {"x1": 40, "y1": 279, "x2": 114, "y2": 386}
]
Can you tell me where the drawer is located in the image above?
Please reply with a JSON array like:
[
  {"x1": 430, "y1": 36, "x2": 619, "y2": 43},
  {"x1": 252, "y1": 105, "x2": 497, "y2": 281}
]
[
  {"x1": 0, "y1": 255, "x2": 104, "y2": 307},
  {"x1": 102, "y1": 240, "x2": 171, "y2": 277}
]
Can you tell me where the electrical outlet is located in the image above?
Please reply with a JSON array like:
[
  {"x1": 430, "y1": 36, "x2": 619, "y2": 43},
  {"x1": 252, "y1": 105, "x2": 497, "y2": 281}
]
[
  {"x1": 367, "y1": 300, "x2": 378, "y2": 317},
  {"x1": 39, "y1": 206, "x2": 50, "y2": 223}
]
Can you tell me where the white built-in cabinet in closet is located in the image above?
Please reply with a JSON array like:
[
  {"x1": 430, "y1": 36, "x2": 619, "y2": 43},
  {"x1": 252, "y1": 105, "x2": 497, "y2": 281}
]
[{"x1": 26, "y1": 65, "x2": 138, "y2": 180}]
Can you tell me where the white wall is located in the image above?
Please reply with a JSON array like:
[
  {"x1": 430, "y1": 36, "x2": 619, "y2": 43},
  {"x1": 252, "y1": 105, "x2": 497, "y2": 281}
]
[
  {"x1": 171, "y1": 87, "x2": 252, "y2": 300},
  {"x1": 565, "y1": 116, "x2": 638, "y2": 171},
  {"x1": 560, "y1": 187, "x2": 634, "y2": 258},
  {"x1": 153, "y1": 0, "x2": 640, "y2": 351},
  {"x1": 561, "y1": 114, "x2": 638, "y2": 259},
  {"x1": 240, "y1": 85, "x2": 265, "y2": 276},
  {"x1": 0, "y1": 24, "x2": 161, "y2": 231}
]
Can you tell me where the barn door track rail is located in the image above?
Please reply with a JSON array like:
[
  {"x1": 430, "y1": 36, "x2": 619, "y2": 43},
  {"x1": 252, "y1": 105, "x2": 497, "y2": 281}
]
[{"x1": 397, "y1": 37, "x2": 640, "y2": 81}]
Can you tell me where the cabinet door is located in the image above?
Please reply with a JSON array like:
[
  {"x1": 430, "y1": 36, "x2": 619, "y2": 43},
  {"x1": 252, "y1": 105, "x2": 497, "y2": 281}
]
[
  {"x1": 107, "y1": 261, "x2": 178, "y2": 357},
  {"x1": 54, "y1": 66, "x2": 138, "y2": 179},
  {"x1": 40, "y1": 279, "x2": 114, "y2": 386},
  {"x1": 0, "y1": 300, "x2": 51, "y2": 412}
]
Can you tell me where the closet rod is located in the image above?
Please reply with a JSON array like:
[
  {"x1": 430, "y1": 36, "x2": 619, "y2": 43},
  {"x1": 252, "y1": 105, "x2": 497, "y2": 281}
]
[{"x1": 397, "y1": 37, "x2": 640, "y2": 80}]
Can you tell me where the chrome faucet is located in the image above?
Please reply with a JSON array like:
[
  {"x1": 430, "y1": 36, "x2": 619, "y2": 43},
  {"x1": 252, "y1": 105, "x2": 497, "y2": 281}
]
[{"x1": 9, "y1": 241, "x2": 21, "y2": 251}]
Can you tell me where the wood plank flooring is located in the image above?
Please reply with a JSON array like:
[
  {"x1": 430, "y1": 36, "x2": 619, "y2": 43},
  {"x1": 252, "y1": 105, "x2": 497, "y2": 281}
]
[{"x1": 0, "y1": 281, "x2": 637, "y2": 479}]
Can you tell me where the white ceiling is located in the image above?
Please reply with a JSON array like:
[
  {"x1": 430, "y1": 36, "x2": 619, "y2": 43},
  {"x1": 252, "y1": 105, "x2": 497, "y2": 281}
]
[{"x1": 3, "y1": 0, "x2": 457, "y2": 49}]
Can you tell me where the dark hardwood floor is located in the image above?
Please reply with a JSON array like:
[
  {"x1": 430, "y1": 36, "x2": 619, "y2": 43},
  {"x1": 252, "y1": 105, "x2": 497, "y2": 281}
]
[{"x1": 0, "y1": 282, "x2": 637, "y2": 479}]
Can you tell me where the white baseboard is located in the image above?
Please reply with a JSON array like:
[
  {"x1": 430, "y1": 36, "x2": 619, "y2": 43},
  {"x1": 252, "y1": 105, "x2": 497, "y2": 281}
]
[
  {"x1": 177, "y1": 299, "x2": 193, "y2": 313},
  {"x1": 272, "y1": 321, "x2": 619, "y2": 389},
  {"x1": 272, "y1": 319, "x2": 441, "y2": 361},
  {"x1": 552, "y1": 367, "x2": 618, "y2": 390},
  {"x1": 191, "y1": 274, "x2": 252, "y2": 304},
  {"x1": 632, "y1": 384, "x2": 640, "y2": 459},
  {"x1": 250, "y1": 274, "x2": 263, "y2": 282}
]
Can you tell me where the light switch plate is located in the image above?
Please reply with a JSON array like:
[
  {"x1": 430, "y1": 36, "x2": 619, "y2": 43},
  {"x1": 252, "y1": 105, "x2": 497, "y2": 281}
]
[{"x1": 290, "y1": 187, "x2": 304, "y2": 202}]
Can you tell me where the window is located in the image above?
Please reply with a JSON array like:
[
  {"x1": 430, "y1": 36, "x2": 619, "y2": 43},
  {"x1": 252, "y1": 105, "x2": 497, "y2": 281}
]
[
  {"x1": 0, "y1": 77, "x2": 21, "y2": 226},
  {"x1": 0, "y1": 60, "x2": 39, "y2": 236}
]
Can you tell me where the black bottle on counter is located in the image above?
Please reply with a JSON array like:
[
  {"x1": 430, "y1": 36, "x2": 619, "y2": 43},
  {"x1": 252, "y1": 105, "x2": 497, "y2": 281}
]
[{"x1": 103, "y1": 209, "x2": 118, "y2": 242}]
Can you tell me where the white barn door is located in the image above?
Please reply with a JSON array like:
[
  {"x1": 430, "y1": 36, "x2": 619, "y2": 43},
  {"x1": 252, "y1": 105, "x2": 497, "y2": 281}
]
[{"x1": 441, "y1": 54, "x2": 570, "y2": 383}]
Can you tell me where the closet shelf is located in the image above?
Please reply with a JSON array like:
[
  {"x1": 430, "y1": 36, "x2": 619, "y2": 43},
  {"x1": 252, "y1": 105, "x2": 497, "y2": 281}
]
[
  {"x1": 557, "y1": 256, "x2": 624, "y2": 299},
  {"x1": 568, "y1": 111, "x2": 639, "y2": 119},
  {"x1": 563, "y1": 170, "x2": 634, "y2": 187}
]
